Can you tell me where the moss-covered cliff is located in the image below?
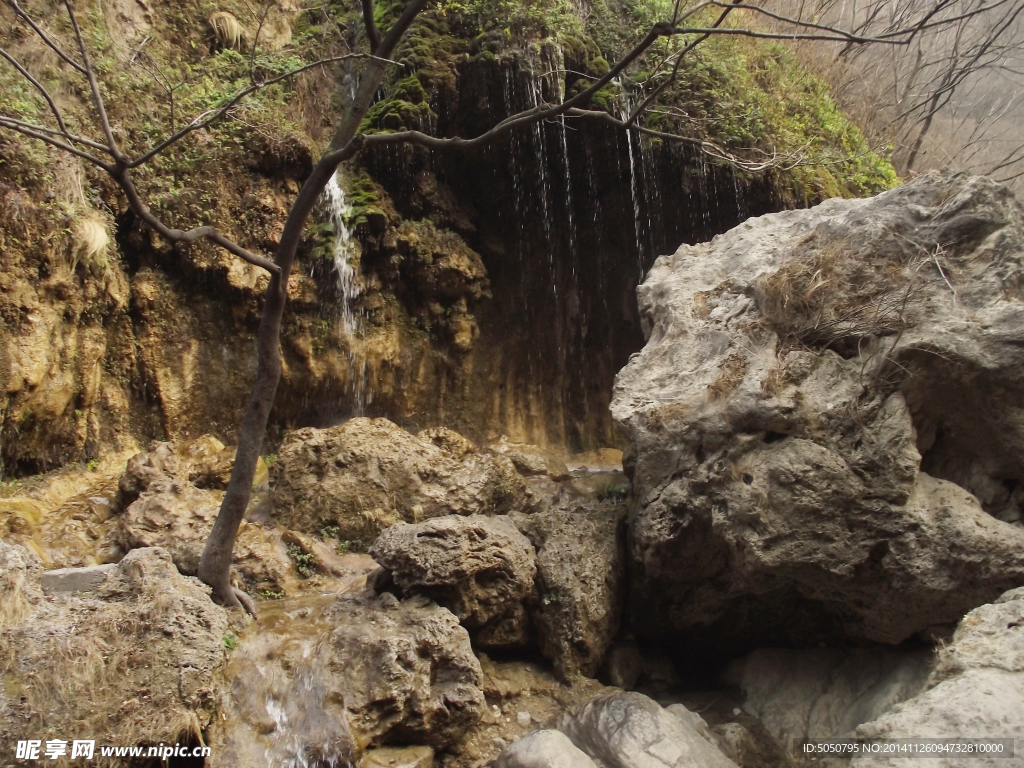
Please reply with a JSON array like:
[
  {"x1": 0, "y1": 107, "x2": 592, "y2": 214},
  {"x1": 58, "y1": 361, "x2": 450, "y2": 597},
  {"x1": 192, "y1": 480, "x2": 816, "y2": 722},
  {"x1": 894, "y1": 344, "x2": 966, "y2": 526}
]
[{"x1": 0, "y1": 0, "x2": 895, "y2": 473}]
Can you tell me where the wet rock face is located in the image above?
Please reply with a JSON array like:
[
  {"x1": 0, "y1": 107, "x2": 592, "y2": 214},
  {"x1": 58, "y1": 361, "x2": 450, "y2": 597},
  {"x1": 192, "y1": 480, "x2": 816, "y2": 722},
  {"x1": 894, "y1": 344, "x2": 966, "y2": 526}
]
[
  {"x1": 370, "y1": 515, "x2": 537, "y2": 648},
  {"x1": 209, "y1": 592, "x2": 485, "y2": 765},
  {"x1": 271, "y1": 418, "x2": 541, "y2": 545},
  {"x1": 612, "y1": 173, "x2": 1024, "y2": 648}
]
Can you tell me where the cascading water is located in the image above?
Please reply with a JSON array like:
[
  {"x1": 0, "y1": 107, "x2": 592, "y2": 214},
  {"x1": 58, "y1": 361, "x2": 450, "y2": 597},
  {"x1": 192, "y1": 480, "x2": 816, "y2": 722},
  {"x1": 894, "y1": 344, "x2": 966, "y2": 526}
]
[
  {"x1": 321, "y1": 171, "x2": 368, "y2": 413},
  {"x1": 617, "y1": 84, "x2": 648, "y2": 281},
  {"x1": 323, "y1": 172, "x2": 359, "y2": 335}
]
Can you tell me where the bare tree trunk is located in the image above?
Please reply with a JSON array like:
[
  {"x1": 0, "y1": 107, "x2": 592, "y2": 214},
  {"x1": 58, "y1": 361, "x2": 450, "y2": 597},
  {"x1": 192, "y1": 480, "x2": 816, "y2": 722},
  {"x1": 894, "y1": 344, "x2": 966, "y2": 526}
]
[{"x1": 196, "y1": 0, "x2": 430, "y2": 614}]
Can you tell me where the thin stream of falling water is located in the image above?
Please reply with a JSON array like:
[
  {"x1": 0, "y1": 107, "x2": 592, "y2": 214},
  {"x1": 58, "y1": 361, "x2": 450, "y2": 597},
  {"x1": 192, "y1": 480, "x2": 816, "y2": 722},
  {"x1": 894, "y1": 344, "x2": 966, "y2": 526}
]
[
  {"x1": 322, "y1": 170, "x2": 366, "y2": 414},
  {"x1": 732, "y1": 165, "x2": 748, "y2": 221},
  {"x1": 523, "y1": 62, "x2": 556, "y2": 302},
  {"x1": 618, "y1": 83, "x2": 647, "y2": 281},
  {"x1": 504, "y1": 67, "x2": 536, "y2": 382}
]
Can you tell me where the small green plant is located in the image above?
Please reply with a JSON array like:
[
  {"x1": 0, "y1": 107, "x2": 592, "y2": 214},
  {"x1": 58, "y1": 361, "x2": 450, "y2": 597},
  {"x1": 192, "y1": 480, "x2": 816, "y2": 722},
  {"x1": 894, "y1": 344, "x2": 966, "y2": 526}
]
[
  {"x1": 263, "y1": 453, "x2": 278, "y2": 465},
  {"x1": 86, "y1": 459, "x2": 99, "y2": 471},
  {"x1": 286, "y1": 542, "x2": 318, "y2": 578},
  {"x1": 259, "y1": 588, "x2": 285, "y2": 600},
  {"x1": 222, "y1": 631, "x2": 238, "y2": 651},
  {"x1": 321, "y1": 525, "x2": 353, "y2": 554}
]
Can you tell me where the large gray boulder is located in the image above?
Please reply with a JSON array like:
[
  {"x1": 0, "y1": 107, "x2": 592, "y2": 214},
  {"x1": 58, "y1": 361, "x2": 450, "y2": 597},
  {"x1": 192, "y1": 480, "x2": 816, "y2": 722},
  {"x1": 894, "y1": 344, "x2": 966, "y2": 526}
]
[
  {"x1": 558, "y1": 692, "x2": 738, "y2": 768},
  {"x1": 370, "y1": 515, "x2": 537, "y2": 647},
  {"x1": 727, "y1": 647, "x2": 931, "y2": 746},
  {"x1": 850, "y1": 586, "x2": 1024, "y2": 768},
  {"x1": 612, "y1": 173, "x2": 1024, "y2": 647},
  {"x1": 271, "y1": 418, "x2": 540, "y2": 545}
]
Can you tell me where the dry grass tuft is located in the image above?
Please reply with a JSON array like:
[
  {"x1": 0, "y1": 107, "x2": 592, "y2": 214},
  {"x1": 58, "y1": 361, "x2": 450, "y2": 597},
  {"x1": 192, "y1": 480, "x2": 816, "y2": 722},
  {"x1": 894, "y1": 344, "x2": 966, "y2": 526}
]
[
  {"x1": 706, "y1": 351, "x2": 750, "y2": 402},
  {"x1": 757, "y1": 237, "x2": 921, "y2": 359},
  {"x1": 1, "y1": 550, "x2": 227, "y2": 767},
  {"x1": 209, "y1": 11, "x2": 248, "y2": 52},
  {"x1": 71, "y1": 215, "x2": 109, "y2": 272}
]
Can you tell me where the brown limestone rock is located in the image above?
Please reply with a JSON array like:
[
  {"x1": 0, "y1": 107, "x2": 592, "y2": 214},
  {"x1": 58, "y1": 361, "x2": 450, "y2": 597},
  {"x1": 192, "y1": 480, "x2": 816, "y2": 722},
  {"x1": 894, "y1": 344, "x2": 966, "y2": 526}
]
[
  {"x1": 370, "y1": 515, "x2": 537, "y2": 648},
  {"x1": 1, "y1": 544, "x2": 229, "y2": 749},
  {"x1": 271, "y1": 418, "x2": 541, "y2": 545}
]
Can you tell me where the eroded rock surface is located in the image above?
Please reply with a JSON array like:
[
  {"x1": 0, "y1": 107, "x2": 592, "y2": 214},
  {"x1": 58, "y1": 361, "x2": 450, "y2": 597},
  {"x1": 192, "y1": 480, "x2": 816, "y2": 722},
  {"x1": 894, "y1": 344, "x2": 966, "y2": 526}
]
[
  {"x1": 612, "y1": 173, "x2": 1024, "y2": 647},
  {"x1": 513, "y1": 497, "x2": 627, "y2": 679},
  {"x1": 559, "y1": 692, "x2": 739, "y2": 768},
  {"x1": 208, "y1": 591, "x2": 485, "y2": 767},
  {"x1": 1, "y1": 544, "x2": 229, "y2": 749},
  {"x1": 370, "y1": 515, "x2": 537, "y2": 647},
  {"x1": 850, "y1": 587, "x2": 1024, "y2": 767},
  {"x1": 271, "y1": 418, "x2": 540, "y2": 544}
]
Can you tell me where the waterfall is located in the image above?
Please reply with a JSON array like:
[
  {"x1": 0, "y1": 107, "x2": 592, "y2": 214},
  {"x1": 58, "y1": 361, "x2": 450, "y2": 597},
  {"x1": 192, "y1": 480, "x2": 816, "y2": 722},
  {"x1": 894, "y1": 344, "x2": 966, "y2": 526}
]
[
  {"x1": 619, "y1": 88, "x2": 646, "y2": 281},
  {"x1": 321, "y1": 170, "x2": 368, "y2": 414},
  {"x1": 323, "y1": 171, "x2": 359, "y2": 335}
]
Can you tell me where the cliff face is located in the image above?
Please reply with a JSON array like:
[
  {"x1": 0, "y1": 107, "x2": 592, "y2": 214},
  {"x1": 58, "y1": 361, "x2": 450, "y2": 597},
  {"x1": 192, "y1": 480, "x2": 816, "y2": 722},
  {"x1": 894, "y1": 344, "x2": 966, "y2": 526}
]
[{"x1": 0, "y1": 0, "x2": 894, "y2": 473}]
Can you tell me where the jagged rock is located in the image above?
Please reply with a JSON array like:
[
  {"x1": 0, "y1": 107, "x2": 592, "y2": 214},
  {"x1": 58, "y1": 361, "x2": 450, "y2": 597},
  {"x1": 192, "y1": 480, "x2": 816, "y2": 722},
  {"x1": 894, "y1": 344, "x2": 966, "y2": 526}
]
[
  {"x1": 208, "y1": 592, "x2": 485, "y2": 766},
  {"x1": 495, "y1": 730, "x2": 600, "y2": 768},
  {"x1": 329, "y1": 591, "x2": 486, "y2": 748},
  {"x1": 1, "y1": 544, "x2": 229, "y2": 748},
  {"x1": 419, "y1": 426, "x2": 478, "y2": 459},
  {"x1": 726, "y1": 647, "x2": 931, "y2": 747},
  {"x1": 558, "y1": 692, "x2": 739, "y2": 768},
  {"x1": 271, "y1": 418, "x2": 540, "y2": 545},
  {"x1": 612, "y1": 173, "x2": 1024, "y2": 648},
  {"x1": 117, "y1": 440, "x2": 179, "y2": 505},
  {"x1": 119, "y1": 486, "x2": 220, "y2": 574},
  {"x1": 370, "y1": 515, "x2": 537, "y2": 647},
  {"x1": 512, "y1": 498, "x2": 627, "y2": 678},
  {"x1": 850, "y1": 587, "x2": 1024, "y2": 767}
]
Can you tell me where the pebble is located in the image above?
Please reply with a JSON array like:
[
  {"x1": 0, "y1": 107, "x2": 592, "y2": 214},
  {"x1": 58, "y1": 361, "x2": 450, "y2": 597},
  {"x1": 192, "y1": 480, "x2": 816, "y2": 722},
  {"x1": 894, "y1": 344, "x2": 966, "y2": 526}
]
[{"x1": 516, "y1": 711, "x2": 532, "y2": 727}]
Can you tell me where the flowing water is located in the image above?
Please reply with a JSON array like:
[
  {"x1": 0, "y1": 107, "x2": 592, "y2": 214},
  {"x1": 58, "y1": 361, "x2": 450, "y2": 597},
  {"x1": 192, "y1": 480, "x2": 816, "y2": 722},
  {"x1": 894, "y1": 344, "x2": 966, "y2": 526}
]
[
  {"x1": 321, "y1": 171, "x2": 368, "y2": 413},
  {"x1": 322, "y1": 171, "x2": 360, "y2": 336}
]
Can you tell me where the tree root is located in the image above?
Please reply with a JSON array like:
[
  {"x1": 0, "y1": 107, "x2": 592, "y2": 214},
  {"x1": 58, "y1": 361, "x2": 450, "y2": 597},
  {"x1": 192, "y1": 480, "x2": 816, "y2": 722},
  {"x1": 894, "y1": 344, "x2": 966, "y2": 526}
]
[{"x1": 232, "y1": 587, "x2": 259, "y2": 619}]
